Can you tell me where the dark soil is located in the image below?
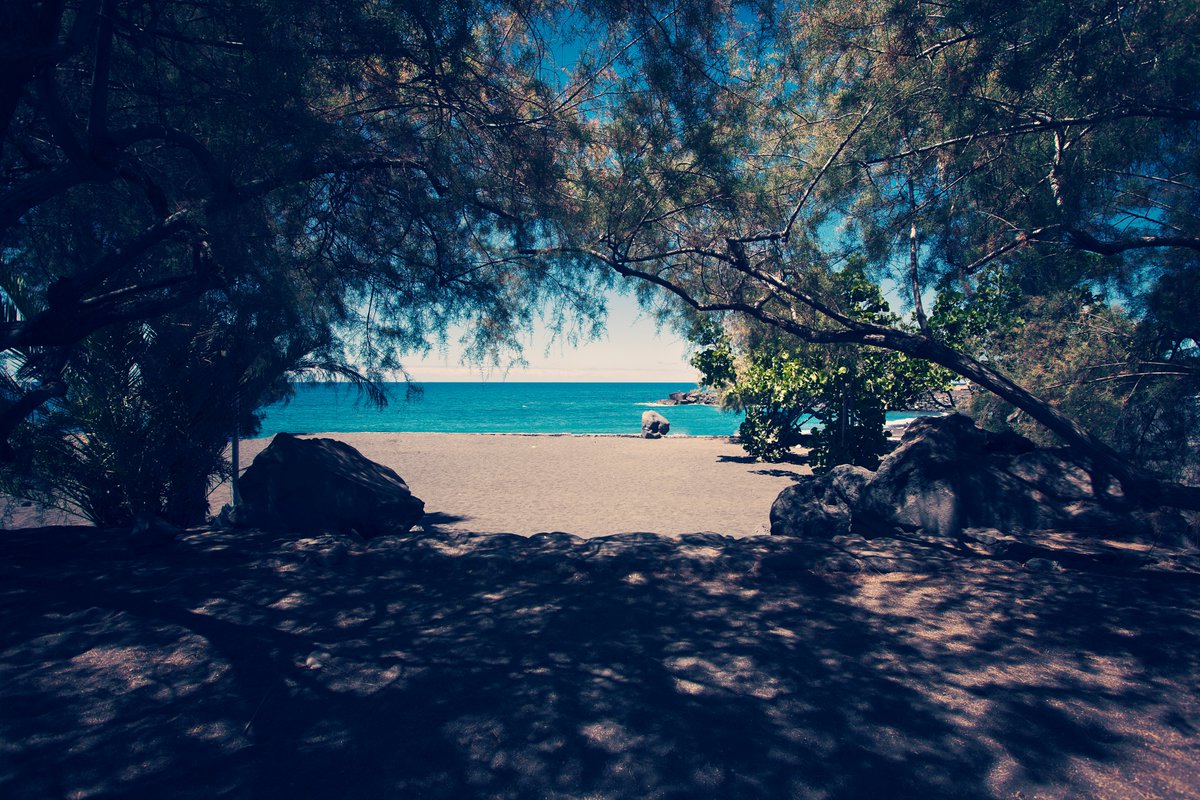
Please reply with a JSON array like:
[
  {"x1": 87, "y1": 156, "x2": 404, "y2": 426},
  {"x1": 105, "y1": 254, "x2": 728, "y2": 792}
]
[{"x1": 1, "y1": 525, "x2": 1197, "y2": 799}]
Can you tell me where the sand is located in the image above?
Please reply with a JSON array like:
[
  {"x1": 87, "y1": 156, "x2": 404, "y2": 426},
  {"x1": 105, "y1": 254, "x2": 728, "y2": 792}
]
[
  {"x1": 3, "y1": 432, "x2": 805, "y2": 535},
  {"x1": 207, "y1": 432, "x2": 808, "y2": 537},
  {"x1": 1, "y1": 524, "x2": 1197, "y2": 799},
  {"x1": 4, "y1": 431, "x2": 1198, "y2": 797}
]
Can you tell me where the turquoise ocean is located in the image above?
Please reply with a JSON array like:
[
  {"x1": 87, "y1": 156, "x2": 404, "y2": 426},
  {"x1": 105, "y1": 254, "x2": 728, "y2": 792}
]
[{"x1": 256, "y1": 382, "x2": 932, "y2": 438}]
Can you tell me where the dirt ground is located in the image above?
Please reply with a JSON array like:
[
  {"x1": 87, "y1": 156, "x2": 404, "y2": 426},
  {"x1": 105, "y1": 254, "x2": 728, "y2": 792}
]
[{"x1": 1, "y1": 524, "x2": 1197, "y2": 799}]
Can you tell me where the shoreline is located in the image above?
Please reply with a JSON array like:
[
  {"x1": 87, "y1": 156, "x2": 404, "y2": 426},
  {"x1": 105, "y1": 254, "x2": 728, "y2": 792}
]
[
  {"x1": 275, "y1": 430, "x2": 737, "y2": 439},
  {"x1": 256, "y1": 381, "x2": 950, "y2": 439},
  {"x1": 267, "y1": 409, "x2": 940, "y2": 439}
]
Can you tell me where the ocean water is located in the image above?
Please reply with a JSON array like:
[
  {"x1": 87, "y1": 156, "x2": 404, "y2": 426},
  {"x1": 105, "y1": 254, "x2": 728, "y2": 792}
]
[
  {"x1": 255, "y1": 382, "x2": 936, "y2": 438},
  {"x1": 256, "y1": 382, "x2": 744, "y2": 437}
]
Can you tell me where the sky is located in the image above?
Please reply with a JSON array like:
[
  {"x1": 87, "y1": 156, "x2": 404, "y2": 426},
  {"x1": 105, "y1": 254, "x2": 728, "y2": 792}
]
[{"x1": 400, "y1": 290, "x2": 700, "y2": 383}]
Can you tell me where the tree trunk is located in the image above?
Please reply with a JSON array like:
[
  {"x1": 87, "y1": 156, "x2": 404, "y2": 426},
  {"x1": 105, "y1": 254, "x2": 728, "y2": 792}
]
[
  {"x1": 909, "y1": 337, "x2": 1200, "y2": 510},
  {"x1": 718, "y1": 294, "x2": 1200, "y2": 511}
]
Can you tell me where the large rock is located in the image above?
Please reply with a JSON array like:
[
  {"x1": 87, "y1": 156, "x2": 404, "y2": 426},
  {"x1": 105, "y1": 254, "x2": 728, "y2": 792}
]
[
  {"x1": 769, "y1": 414, "x2": 1199, "y2": 542},
  {"x1": 854, "y1": 413, "x2": 1131, "y2": 537},
  {"x1": 657, "y1": 389, "x2": 718, "y2": 406},
  {"x1": 238, "y1": 433, "x2": 424, "y2": 538},
  {"x1": 771, "y1": 464, "x2": 872, "y2": 537},
  {"x1": 641, "y1": 410, "x2": 670, "y2": 439}
]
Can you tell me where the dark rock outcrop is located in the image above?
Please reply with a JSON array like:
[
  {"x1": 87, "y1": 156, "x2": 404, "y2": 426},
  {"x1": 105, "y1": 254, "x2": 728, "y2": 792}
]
[
  {"x1": 772, "y1": 413, "x2": 1198, "y2": 543},
  {"x1": 770, "y1": 464, "x2": 872, "y2": 538},
  {"x1": 238, "y1": 433, "x2": 424, "y2": 537},
  {"x1": 641, "y1": 410, "x2": 670, "y2": 439},
  {"x1": 854, "y1": 413, "x2": 1129, "y2": 537},
  {"x1": 657, "y1": 389, "x2": 718, "y2": 406}
]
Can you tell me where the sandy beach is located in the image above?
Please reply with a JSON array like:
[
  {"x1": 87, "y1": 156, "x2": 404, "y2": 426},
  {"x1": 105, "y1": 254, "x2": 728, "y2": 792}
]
[
  {"x1": 4, "y1": 432, "x2": 804, "y2": 535},
  {"x1": 210, "y1": 432, "x2": 807, "y2": 538},
  {"x1": 2, "y1": 429, "x2": 1199, "y2": 798}
]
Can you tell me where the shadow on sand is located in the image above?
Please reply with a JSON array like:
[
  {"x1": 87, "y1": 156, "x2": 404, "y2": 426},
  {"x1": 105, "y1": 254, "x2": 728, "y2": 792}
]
[{"x1": 1, "y1": 526, "x2": 1197, "y2": 799}]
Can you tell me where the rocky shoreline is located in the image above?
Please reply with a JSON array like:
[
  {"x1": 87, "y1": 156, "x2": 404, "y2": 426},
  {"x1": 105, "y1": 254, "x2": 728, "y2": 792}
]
[
  {"x1": 654, "y1": 388, "x2": 719, "y2": 406},
  {"x1": 771, "y1": 413, "x2": 1199, "y2": 548},
  {"x1": 653, "y1": 383, "x2": 973, "y2": 413}
]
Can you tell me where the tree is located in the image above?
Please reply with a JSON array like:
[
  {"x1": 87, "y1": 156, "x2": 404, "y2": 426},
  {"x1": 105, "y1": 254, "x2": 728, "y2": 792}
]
[
  {"x1": 1, "y1": 0, "x2": 618, "y2": 520},
  {"x1": 966, "y1": 291, "x2": 1200, "y2": 485},
  {"x1": 0, "y1": 226, "x2": 337, "y2": 526},
  {"x1": 527, "y1": 0, "x2": 1200, "y2": 506},
  {"x1": 692, "y1": 264, "x2": 952, "y2": 468},
  {"x1": 0, "y1": 0, "x2": 607, "y2": 460}
]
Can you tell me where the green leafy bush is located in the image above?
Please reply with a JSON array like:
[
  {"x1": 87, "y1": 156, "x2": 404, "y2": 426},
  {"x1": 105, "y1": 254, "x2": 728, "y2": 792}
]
[{"x1": 691, "y1": 267, "x2": 952, "y2": 470}]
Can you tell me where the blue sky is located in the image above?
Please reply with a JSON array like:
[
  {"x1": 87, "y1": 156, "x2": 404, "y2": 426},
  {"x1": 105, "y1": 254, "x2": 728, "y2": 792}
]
[{"x1": 401, "y1": 290, "x2": 700, "y2": 382}]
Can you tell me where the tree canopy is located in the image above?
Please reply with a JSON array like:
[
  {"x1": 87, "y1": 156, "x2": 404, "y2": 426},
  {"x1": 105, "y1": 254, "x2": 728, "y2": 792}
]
[
  {"x1": 0, "y1": 0, "x2": 624, "y2": 523},
  {"x1": 3, "y1": 0, "x2": 1199, "y2": 520},
  {"x1": 527, "y1": 0, "x2": 1200, "y2": 503},
  {"x1": 691, "y1": 264, "x2": 952, "y2": 468},
  {"x1": 0, "y1": 0, "x2": 608, "y2": 455}
]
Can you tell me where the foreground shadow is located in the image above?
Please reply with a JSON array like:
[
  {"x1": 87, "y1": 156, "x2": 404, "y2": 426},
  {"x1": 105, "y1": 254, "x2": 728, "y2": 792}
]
[
  {"x1": 419, "y1": 511, "x2": 473, "y2": 527},
  {"x1": 1, "y1": 527, "x2": 1197, "y2": 799},
  {"x1": 750, "y1": 468, "x2": 806, "y2": 481}
]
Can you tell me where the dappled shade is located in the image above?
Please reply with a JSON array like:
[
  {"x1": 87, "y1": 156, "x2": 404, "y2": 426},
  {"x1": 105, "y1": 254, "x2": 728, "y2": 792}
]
[{"x1": 1, "y1": 527, "x2": 1197, "y2": 799}]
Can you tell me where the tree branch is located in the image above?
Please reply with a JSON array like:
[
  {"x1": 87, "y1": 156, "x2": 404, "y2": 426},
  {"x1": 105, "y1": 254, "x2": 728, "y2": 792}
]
[
  {"x1": 1059, "y1": 228, "x2": 1200, "y2": 256},
  {"x1": 739, "y1": 103, "x2": 876, "y2": 245},
  {"x1": 0, "y1": 360, "x2": 66, "y2": 463},
  {"x1": 86, "y1": 0, "x2": 116, "y2": 157},
  {"x1": 859, "y1": 108, "x2": 1200, "y2": 166}
]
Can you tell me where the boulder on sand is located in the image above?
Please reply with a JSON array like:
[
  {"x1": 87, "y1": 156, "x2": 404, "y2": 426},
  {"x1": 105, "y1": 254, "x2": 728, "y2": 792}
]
[
  {"x1": 238, "y1": 433, "x2": 424, "y2": 538},
  {"x1": 853, "y1": 413, "x2": 1127, "y2": 537},
  {"x1": 641, "y1": 410, "x2": 671, "y2": 439},
  {"x1": 772, "y1": 413, "x2": 1197, "y2": 542},
  {"x1": 770, "y1": 464, "x2": 872, "y2": 538}
]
